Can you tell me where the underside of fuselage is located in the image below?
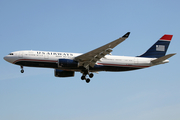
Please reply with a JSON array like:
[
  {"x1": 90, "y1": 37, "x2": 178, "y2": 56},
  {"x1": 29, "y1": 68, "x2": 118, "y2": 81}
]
[{"x1": 14, "y1": 60, "x2": 142, "y2": 72}]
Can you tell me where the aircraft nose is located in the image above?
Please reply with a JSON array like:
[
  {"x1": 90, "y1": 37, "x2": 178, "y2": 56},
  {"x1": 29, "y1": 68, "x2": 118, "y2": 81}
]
[
  {"x1": 3, "y1": 56, "x2": 12, "y2": 63},
  {"x1": 4, "y1": 56, "x2": 8, "y2": 61}
]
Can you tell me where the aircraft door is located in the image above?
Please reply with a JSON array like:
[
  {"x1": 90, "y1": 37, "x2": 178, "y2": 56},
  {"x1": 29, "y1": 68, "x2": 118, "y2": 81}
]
[
  {"x1": 18, "y1": 52, "x2": 23, "y2": 58},
  {"x1": 134, "y1": 58, "x2": 138, "y2": 65},
  {"x1": 44, "y1": 54, "x2": 49, "y2": 59}
]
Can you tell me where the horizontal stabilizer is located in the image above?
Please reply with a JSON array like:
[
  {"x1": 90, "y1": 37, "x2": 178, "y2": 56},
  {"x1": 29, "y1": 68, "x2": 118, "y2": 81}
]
[{"x1": 151, "y1": 53, "x2": 176, "y2": 65}]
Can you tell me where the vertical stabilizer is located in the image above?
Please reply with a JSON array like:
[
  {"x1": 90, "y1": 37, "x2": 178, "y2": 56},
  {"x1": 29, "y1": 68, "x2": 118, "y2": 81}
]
[{"x1": 139, "y1": 34, "x2": 173, "y2": 58}]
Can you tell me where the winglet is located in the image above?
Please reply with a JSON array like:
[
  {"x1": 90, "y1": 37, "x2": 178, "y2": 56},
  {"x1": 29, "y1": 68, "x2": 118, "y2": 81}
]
[{"x1": 122, "y1": 32, "x2": 130, "y2": 38}]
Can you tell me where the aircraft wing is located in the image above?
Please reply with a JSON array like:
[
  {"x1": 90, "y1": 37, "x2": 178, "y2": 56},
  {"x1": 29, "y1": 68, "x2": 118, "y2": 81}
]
[{"x1": 74, "y1": 32, "x2": 130, "y2": 69}]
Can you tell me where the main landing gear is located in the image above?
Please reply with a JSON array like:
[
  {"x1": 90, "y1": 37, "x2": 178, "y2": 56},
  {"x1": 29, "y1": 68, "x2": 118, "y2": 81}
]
[
  {"x1": 20, "y1": 66, "x2": 24, "y2": 73},
  {"x1": 81, "y1": 72, "x2": 94, "y2": 83}
]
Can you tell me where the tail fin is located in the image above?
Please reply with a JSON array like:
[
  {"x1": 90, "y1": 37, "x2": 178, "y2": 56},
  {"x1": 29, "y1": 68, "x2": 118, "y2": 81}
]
[{"x1": 139, "y1": 34, "x2": 173, "y2": 58}]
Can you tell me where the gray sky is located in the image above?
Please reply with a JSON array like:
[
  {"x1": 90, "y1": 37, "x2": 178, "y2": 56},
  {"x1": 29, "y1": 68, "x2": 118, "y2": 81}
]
[{"x1": 0, "y1": 0, "x2": 180, "y2": 120}]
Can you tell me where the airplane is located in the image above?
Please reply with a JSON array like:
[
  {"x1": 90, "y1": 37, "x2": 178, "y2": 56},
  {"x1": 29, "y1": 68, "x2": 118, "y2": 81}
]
[{"x1": 4, "y1": 32, "x2": 176, "y2": 83}]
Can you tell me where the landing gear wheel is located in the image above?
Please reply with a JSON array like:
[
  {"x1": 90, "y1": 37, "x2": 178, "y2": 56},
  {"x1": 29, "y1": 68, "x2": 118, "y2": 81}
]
[
  {"x1": 21, "y1": 69, "x2": 24, "y2": 73},
  {"x1": 81, "y1": 75, "x2": 86, "y2": 80},
  {"x1": 20, "y1": 66, "x2": 24, "y2": 73},
  {"x1": 89, "y1": 73, "x2": 94, "y2": 78},
  {"x1": 86, "y1": 78, "x2": 90, "y2": 83}
]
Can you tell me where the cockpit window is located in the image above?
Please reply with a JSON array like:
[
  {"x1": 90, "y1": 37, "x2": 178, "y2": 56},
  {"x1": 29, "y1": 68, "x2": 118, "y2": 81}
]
[{"x1": 9, "y1": 53, "x2": 14, "y2": 55}]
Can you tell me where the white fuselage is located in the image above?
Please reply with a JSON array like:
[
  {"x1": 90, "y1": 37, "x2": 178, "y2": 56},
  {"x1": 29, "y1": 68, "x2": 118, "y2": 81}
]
[
  {"x1": 3, "y1": 32, "x2": 174, "y2": 83},
  {"x1": 4, "y1": 50, "x2": 167, "y2": 72}
]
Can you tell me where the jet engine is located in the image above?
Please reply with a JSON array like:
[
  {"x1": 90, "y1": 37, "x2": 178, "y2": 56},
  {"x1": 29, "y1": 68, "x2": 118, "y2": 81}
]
[
  {"x1": 54, "y1": 69, "x2": 75, "y2": 77},
  {"x1": 58, "y1": 59, "x2": 78, "y2": 68}
]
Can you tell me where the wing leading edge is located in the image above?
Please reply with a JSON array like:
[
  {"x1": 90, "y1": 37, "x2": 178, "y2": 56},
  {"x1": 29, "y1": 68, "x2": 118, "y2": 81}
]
[{"x1": 74, "y1": 32, "x2": 130, "y2": 69}]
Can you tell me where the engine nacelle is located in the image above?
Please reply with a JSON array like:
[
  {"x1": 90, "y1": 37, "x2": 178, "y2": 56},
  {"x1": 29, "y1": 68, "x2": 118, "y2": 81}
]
[
  {"x1": 55, "y1": 69, "x2": 75, "y2": 77},
  {"x1": 58, "y1": 59, "x2": 78, "y2": 68}
]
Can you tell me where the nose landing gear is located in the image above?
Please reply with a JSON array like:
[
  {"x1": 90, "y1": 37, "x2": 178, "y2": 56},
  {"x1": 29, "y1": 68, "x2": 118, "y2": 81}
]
[{"x1": 20, "y1": 66, "x2": 24, "y2": 73}]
